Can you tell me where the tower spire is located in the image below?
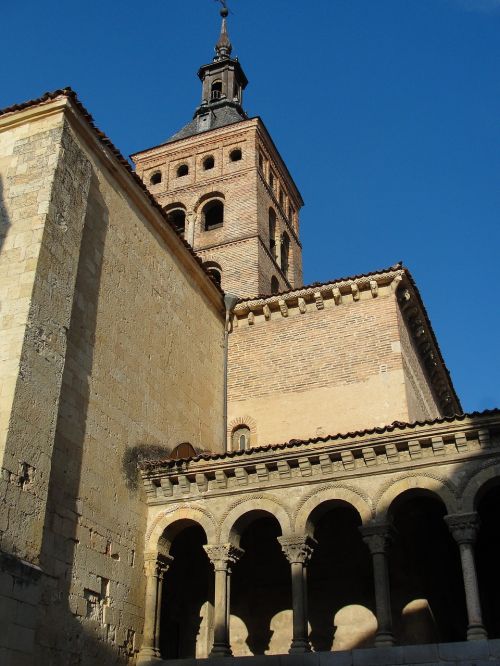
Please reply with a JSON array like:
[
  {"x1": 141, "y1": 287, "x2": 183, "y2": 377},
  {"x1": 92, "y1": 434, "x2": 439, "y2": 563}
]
[{"x1": 214, "y1": 2, "x2": 232, "y2": 61}]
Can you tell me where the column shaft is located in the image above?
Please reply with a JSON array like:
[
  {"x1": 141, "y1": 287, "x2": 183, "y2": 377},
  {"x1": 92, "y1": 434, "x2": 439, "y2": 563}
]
[
  {"x1": 279, "y1": 535, "x2": 315, "y2": 654},
  {"x1": 445, "y1": 512, "x2": 487, "y2": 641},
  {"x1": 138, "y1": 553, "x2": 172, "y2": 663},
  {"x1": 360, "y1": 525, "x2": 395, "y2": 647},
  {"x1": 204, "y1": 543, "x2": 244, "y2": 657}
]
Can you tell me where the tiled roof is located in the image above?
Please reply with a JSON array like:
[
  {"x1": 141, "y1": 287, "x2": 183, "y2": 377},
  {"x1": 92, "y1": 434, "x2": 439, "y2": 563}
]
[
  {"x1": 237, "y1": 262, "x2": 405, "y2": 303},
  {"x1": 0, "y1": 88, "x2": 225, "y2": 297},
  {"x1": 140, "y1": 408, "x2": 500, "y2": 469},
  {"x1": 165, "y1": 105, "x2": 247, "y2": 144}
]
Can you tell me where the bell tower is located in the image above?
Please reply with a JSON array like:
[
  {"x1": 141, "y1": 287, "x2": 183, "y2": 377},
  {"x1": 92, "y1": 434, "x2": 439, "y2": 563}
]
[
  {"x1": 196, "y1": 4, "x2": 248, "y2": 125},
  {"x1": 131, "y1": 6, "x2": 304, "y2": 298}
]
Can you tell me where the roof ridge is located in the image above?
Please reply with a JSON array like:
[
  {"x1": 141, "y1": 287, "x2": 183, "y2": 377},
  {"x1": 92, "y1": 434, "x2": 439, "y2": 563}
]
[{"x1": 0, "y1": 88, "x2": 225, "y2": 297}]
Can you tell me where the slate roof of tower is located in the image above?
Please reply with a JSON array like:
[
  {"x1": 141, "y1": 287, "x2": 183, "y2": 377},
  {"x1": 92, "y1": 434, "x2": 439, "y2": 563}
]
[{"x1": 164, "y1": 105, "x2": 247, "y2": 144}]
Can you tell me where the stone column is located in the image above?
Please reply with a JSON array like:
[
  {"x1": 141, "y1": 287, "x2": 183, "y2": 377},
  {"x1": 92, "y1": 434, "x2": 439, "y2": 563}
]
[
  {"x1": 138, "y1": 553, "x2": 173, "y2": 662},
  {"x1": 445, "y1": 513, "x2": 488, "y2": 641},
  {"x1": 204, "y1": 543, "x2": 244, "y2": 657},
  {"x1": 278, "y1": 536, "x2": 316, "y2": 654},
  {"x1": 360, "y1": 524, "x2": 395, "y2": 647},
  {"x1": 186, "y1": 210, "x2": 195, "y2": 247}
]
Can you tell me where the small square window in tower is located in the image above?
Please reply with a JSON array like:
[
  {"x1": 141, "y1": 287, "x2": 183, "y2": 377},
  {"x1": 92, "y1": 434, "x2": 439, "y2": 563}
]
[
  {"x1": 203, "y1": 200, "x2": 224, "y2": 231},
  {"x1": 203, "y1": 156, "x2": 215, "y2": 170},
  {"x1": 150, "y1": 171, "x2": 162, "y2": 185},
  {"x1": 229, "y1": 148, "x2": 242, "y2": 162}
]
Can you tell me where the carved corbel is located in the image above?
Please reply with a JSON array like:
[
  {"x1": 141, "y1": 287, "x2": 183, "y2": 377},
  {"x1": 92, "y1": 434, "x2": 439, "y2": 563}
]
[
  {"x1": 263, "y1": 304, "x2": 271, "y2": 320},
  {"x1": 332, "y1": 287, "x2": 342, "y2": 305},
  {"x1": 298, "y1": 297, "x2": 307, "y2": 314},
  {"x1": 391, "y1": 274, "x2": 404, "y2": 293},
  {"x1": 278, "y1": 299, "x2": 288, "y2": 317},
  {"x1": 370, "y1": 280, "x2": 379, "y2": 297},
  {"x1": 314, "y1": 292, "x2": 324, "y2": 310},
  {"x1": 351, "y1": 283, "x2": 360, "y2": 301},
  {"x1": 247, "y1": 311, "x2": 255, "y2": 326}
]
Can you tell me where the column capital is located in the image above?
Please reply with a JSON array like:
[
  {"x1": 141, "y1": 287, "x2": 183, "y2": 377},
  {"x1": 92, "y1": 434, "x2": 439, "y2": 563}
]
[
  {"x1": 360, "y1": 523, "x2": 393, "y2": 554},
  {"x1": 444, "y1": 512, "x2": 480, "y2": 545},
  {"x1": 144, "y1": 552, "x2": 173, "y2": 579},
  {"x1": 204, "y1": 543, "x2": 244, "y2": 570},
  {"x1": 278, "y1": 535, "x2": 316, "y2": 565}
]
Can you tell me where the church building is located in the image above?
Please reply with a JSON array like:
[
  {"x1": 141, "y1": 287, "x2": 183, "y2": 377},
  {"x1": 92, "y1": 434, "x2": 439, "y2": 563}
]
[{"x1": 0, "y1": 7, "x2": 499, "y2": 666}]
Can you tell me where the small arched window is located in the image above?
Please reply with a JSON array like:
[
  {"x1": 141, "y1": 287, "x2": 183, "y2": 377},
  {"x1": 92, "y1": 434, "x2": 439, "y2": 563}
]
[
  {"x1": 203, "y1": 200, "x2": 224, "y2": 231},
  {"x1": 271, "y1": 276, "x2": 279, "y2": 295},
  {"x1": 211, "y1": 80, "x2": 223, "y2": 100},
  {"x1": 203, "y1": 156, "x2": 215, "y2": 170},
  {"x1": 268, "y1": 208, "x2": 277, "y2": 260},
  {"x1": 229, "y1": 148, "x2": 242, "y2": 162},
  {"x1": 150, "y1": 171, "x2": 162, "y2": 185},
  {"x1": 177, "y1": 164, "x2": 189, "y2": 178},
  {"x1": 281, "y1": 231, "x2": 290, "y2": 278},
  {"x1": 203, "y1": 261, "x2": 222, "y2": 287},
  {"x1": 166, "y1": 208, "x2": 186, "y2": 235},
  {"x1": 232, "y1": 426, "x2": 250, "y2": 451}
]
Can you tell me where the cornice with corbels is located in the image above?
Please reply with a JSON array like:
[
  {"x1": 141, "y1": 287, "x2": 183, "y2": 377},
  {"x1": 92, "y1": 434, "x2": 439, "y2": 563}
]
[
  {"x1": 141, "y1": 417, "x2": 499, "y2": 505},
  {"x1": 234, "y1": 269, "x2": 404, "y2": 320}
]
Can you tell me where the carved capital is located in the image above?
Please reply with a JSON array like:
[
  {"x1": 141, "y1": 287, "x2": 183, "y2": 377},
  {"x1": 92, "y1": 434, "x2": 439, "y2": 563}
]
[
  {"x1": 444, "y1": 512, "x2": 480, "y2": 545},
  {"x1": 144, "y1": 553, "x2": 173, "y2": 579},
  {"x1": 278, "y1": 536, "x2": 316, "y2": 565},
  {"x1": 204, "y1": 543, "x2": 244, "y2": 570},
  {"x1": 360, "y1": 524, "x2": 393, "y2": 555}
]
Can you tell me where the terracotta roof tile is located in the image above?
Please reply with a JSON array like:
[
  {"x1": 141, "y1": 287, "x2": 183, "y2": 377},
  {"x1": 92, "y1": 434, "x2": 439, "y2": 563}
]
[{"x1": 140, "y1": 408, "x2": 500, "y2": 469}]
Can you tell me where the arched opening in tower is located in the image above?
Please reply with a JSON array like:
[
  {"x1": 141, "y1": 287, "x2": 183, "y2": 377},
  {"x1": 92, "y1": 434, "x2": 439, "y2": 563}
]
[
  {"x1": 203, "y1": 200, "x2": 224, "y2": 231},
  {"x1": 388, "y1": 491, "x2": 467, "y2": 644},
  {"x1": 230, "y1": 514, "x2": 291, "y2": 655},
  {"x1": 308, "y1": 502, "x2": 376, "y2": 652},
  {"x1": 166, "y1": 208, "x2": 186, "y2": 235},
  {"x1": 160, "y1": 523, "x2": 212, "y2": 658}
]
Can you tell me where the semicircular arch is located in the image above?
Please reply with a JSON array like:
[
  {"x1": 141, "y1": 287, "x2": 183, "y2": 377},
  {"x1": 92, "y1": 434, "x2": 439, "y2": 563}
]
[
  {"x1": 146, "y1": 504, "x2": 218, "y2": 554},
  {"x1": 194, "y1": 190, "x2": 225, "y2": 212},
  {"x1": 294, "y1": 484, "x2": 373, "y2": 535},
  {"x1": 460, "y1": 462, "x2": 500, "y2": 513},
  {"x1": 219, "y1": 494, "x2": 293, "y2": 546},
  {"x1": 375, "y1": 473, "x2": 458, "y2": 521}
]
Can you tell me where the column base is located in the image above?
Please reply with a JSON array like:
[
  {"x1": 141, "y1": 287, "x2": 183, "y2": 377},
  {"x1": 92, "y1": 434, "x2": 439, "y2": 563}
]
[
  {"x1": 467, "y1": 624, "x2": 488, "y2": 641},
  {"x1": 209, "y1": 643, "x2": 233, "y2": 657},
  {"x1": 289, "y1": 639, "x2": 312, "y2": 654},
  {"x1": 375, "y1": 631, "x2": 395, "y2": 647},
  {"x1": 137, "y1": 646, "x2": 162, "y2": 664}
]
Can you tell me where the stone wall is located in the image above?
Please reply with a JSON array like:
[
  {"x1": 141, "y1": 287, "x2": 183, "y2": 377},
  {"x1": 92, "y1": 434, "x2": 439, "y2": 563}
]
[{"x1": 0, "y1": 98, "x2": 226, "y2": 665}]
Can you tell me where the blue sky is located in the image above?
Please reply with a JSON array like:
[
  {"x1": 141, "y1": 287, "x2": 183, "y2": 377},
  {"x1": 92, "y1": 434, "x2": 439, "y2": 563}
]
[{"x1": 2, "y1": 0, "x2": 499, "y2": 413}]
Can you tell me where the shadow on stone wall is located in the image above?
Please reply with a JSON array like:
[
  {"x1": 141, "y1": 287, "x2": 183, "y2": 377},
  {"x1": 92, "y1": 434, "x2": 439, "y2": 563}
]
[
  {"x1": 0, "y1": 176, "x2": 9, "y2": 258},
  {"x1": 35, "y1": 172, "x2": 133, "y2": 665}
]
